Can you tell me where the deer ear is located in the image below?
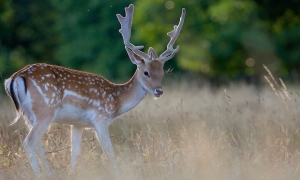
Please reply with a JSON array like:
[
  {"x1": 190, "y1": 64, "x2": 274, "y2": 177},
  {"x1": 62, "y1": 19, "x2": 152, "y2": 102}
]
[
  {"x1": 148, "y1": 47, "x2": 158, "y2": 60},
  {"x1": 125, "y1": 47, "x2": 144, "y2": 67}
]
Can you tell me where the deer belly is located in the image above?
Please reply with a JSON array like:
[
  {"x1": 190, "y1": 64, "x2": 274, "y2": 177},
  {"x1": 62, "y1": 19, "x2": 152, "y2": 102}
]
[{"x1": 54, "y1": 104, "x2": 96, "y2": 127}]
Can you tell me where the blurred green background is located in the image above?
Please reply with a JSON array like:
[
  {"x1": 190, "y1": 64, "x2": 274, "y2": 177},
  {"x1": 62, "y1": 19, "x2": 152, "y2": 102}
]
[{"x1": 0, "y1": 0, "x2": 300, "y2": 94}]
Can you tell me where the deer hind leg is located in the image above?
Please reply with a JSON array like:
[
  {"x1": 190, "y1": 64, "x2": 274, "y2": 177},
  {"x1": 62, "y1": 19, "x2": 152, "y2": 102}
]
[
  {"x1": 22, "y1": 109, "x2": 53, "y2": 176},
  {"x1": 35, "y1": 142, "x2": 53, "y2": 177},
  {"x1": 13, "y1": 77, "x2": 52, "y2": 177},
  {"x1": 24, "y1": 122, "x2": 50, "y2": 176},
  {"x1": 23, "y1": 115, "x2": 53, "y2": 177},
  {"x1": 24, "y1": 122, "x2": 53, "y2": 177},
  {"x1": 70, "y1": 125, "x2": 84, "y2": 170},
  {"x1": 23, "y1": 111, "x2": 58, "y2": 177}
]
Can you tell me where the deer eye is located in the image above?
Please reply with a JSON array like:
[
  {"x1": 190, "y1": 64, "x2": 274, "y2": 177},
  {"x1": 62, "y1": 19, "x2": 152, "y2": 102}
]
[{"x1": 144, "y1": 71, "x2": 150, "y2": 77}]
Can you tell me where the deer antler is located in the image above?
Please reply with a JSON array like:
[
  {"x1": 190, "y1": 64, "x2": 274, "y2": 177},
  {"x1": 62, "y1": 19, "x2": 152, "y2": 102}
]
[
  {"x1": 158, "y1": 8, "x2": 186, "y2": 62},
  {"x1": 116, "y1": 4, "x2": 151, "y2": 62},
  {"x1": 117, "y1": 4, "x2": 185, "y2": 63}
]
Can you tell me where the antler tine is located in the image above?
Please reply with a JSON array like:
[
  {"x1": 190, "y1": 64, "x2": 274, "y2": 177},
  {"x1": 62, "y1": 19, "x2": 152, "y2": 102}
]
[
  {"x1": 117, "y1": 4, "x2": 151, "y2": 61},
  {"x1": 159, "y1": 8, "x2": 186, "y2": 62}
]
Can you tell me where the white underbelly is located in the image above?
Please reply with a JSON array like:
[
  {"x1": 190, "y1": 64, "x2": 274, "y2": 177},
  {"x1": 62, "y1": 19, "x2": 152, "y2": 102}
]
[{"x1": 54, "y1": 104, "x2": 95, "y2": 127}]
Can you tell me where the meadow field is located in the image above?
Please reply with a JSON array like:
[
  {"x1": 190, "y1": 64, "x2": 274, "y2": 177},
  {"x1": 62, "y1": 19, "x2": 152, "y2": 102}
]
[{"x1": 1, "y1": 76, "x2": 300, "y2": 180}]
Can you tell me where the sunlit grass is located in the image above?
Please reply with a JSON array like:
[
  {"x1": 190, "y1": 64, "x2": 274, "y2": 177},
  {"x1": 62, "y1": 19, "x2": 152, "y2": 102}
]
[{"x1": 1, "y1": 79, "x2": 300, "y2": 180}]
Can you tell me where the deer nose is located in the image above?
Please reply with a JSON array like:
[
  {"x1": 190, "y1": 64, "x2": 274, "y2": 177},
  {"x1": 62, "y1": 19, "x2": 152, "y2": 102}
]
[{"x1": 155, "y1": 87, "x2": 163, "y2": 95}]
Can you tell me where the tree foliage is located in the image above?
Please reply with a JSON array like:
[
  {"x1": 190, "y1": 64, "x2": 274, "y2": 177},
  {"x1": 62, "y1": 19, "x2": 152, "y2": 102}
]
[
  {"x1": 52, "y1": 0, "x2": 134, "y2": 80},
  {"x1": 134, "y1": 0, "x2": 300, "y2": 82},
  {"x1": 0, "y1": 0, "x2": 59, "y2": 79},
  {"x1": 0, "y1": 0, "x2": 300, "y2": 90}
]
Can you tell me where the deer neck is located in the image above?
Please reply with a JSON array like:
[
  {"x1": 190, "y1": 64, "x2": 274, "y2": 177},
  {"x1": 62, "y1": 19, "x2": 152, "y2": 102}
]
[{"x1": 115, "y1": 69, "x2": 147, "y2": 116}]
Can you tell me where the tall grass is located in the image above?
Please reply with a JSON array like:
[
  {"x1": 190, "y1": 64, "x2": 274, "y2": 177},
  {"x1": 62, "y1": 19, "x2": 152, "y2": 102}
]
[{"x1": 1, "y1": 79, "x2": 300, "y2": 179}]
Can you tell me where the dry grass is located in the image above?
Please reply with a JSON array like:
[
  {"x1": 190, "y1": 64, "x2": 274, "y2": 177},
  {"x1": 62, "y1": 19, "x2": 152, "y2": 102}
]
[{"x1": 1, "y1": 79, "x2": 300, "y2": 179}]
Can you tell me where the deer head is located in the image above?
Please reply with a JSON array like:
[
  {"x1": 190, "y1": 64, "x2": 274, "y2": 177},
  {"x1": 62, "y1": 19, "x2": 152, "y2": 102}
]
[{"x1": 117, "y1": 4, "x2": 186, "y2": 98}]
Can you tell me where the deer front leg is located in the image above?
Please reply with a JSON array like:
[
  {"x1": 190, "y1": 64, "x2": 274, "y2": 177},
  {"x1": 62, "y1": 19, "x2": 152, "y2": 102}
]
[
  {"x1": 70, "y1": 125, "x2": 84, "y2": 170},
  {"x1": 93, "y1": 122, "x2": 118, "y2": 174}
]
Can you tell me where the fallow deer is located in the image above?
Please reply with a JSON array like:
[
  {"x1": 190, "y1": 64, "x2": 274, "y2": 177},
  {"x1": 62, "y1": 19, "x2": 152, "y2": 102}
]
[{"x1": 4, "y1": 4, "x2": 185, "y2": 177}]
